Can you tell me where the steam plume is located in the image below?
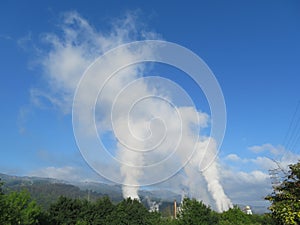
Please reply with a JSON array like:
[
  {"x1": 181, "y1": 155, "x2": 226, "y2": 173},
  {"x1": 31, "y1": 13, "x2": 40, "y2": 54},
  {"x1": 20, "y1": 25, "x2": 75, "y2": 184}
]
[{"x1": 35, "y1": 11, "x2": 232, "y2": 211}]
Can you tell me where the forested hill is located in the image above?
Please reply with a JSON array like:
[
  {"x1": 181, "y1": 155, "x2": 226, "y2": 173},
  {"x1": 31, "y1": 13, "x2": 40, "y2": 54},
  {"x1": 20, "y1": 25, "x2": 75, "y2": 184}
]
[
  {"x1": 0, "y1": 173, "x2": 180, "y2": 211},
  {"x1": 0, "y1": 173, "x2": 270, "y2": 215},
  {"x1": 0, "y1": 173, "x2": 108, "y2": 209}
]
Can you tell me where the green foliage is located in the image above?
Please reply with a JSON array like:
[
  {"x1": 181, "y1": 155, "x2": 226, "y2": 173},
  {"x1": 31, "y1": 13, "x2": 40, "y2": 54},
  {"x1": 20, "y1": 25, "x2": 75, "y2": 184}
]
[
  {"x1": 82, "y1": 196, "x2": 115, "y2": 224},
  {"x1": 13, "y1": 182, "x2": 105, "y2": 210},
  {"x1": 0, "y1": 190, "x2": 42, "y2": 225},
  {"x1": 49, "y1": 196, "x2": 83, "y2": 224},
  {"x1": 218, "y1": 206, "x2": 266, "y2": 225},
  {"x1": 48, "y1": 196, "x2": 164, "y2": 225},
  {"x1": 1, "y1": 174, "x2": 124, "y2": 209},
  {"x1": 0, "y1": 178, "x2": 277, "y2": 225},
  {"x1": 109, "y1": 198, "x2": 153, "y2": 225},
  {"x1": 45, "y1": 196, "x2": 277, "y2": 225},
  {"x1": 177, "y1": 198, "x2": 219, "y2": 225},
  {"x1": 266, "y1": 161, "x2": 300, "y2": 225},
  {"x1": 0, "y1": 178, "x2": 4, "y2": 195}
]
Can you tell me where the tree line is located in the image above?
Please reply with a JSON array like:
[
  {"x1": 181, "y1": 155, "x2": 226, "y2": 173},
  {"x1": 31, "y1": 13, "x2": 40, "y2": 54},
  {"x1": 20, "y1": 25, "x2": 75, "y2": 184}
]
[{"x1": 1, "y1": 161, "x2": 299, "y2": 224}]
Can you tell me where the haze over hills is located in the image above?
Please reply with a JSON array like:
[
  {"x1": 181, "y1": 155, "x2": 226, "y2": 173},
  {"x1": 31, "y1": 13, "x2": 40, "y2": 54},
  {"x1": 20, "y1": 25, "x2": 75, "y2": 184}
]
[
  {"x1": 0, "y1": 173, "x2": 268, "y2": 214},
  {"x1": 0, "y1": 173, "x2": 181, "y2": 213}
]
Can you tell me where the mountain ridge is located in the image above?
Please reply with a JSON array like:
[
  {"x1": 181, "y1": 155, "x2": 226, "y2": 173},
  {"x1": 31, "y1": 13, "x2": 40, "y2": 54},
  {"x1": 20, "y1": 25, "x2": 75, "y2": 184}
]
[
  {"x1": 0, "y1": 172, "x2": 181, "y2": 212},
  {"x1": 0, "y1": 172, "x2": 268, "y2": 214}
]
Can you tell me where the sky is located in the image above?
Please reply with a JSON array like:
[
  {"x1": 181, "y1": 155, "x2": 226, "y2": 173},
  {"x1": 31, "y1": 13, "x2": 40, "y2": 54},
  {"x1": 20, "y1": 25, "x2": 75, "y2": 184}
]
[{"x1": 1, "y1": 0, "x2": 300, "y2": 210}]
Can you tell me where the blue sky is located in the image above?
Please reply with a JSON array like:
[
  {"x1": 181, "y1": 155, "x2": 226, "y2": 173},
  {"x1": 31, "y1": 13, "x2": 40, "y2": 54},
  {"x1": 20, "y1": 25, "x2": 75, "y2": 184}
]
[{"x1": 1, "y1": 0, "x2": 300, "y2": 209}]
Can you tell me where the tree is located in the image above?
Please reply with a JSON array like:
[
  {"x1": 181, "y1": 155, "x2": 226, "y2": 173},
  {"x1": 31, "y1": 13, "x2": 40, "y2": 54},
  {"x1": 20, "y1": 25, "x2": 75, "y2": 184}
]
[
  {"x1": 0, "y1": 190, "x2": 42, "y2": 225},
  {"x1": 109, "y1": 198, "x2": 153, "y2": 225},
  {"x1": 177, "y1": 198, "x2": 219, "y2": 225},
  {"x1": 265, "y1": 161, "x2": 300, "y2": 225},
  {"x1": 76, "y1": 196, "x2": 116, "y2": 224},
  {"x1": 0, "y1": 178, "x2": 4, "y2": 195},
  {"x1": 49, "y1": 196, "x2": 83, "y2": 224},
  {"x1": 48, "y1": 195, "x2": 117, "y2": 225},
  {"x1": 0, "y1": 179, "x2": 5, "y2": 221},
  {"x1": 219, "y1": 206, "x2": 256, "y2": 225}
]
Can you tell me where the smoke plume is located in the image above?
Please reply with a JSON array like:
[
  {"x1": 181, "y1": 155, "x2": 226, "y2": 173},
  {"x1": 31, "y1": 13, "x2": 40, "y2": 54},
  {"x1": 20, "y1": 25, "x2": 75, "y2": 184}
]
[{"x1": 34, "y1": 11, "x2": 232, "y2": 212}]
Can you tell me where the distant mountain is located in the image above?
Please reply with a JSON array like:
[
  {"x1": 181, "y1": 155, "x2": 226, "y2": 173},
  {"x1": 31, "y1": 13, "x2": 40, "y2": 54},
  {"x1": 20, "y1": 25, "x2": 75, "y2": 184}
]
[
  {"x1": 0, "y1": 173, "x2": 108, "y2": 209},
  {"x1": 74, "y1": 181, "x2": 124, "y2": 202},
  {"x1": 0, "y1": 173, "x2": 180, "y2": 212},
  {"x1": 0, "y1": 173, "x2": 268, "y2": 214}
]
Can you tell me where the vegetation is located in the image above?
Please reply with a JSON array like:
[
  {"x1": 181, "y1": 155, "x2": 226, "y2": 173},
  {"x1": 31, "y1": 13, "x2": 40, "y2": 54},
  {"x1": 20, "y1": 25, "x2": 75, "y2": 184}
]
[
  {"x1": 218, "y1": 206, "x2": 275, "y2": 225},
  {"x1": 0, "y1": 181, "x2": 42, "y2": 225},
  {"x1": 0, "y1": 178, "x2": 275, "y2": 225},
  {"x1": 177, "y1": 198, "x2": 218, "y2": 225},
  {"x1": 2, "y1": 180, "x2": 108, "y2": 210},
  {"x1": 266, "y1": 161, "x2": 300, "y2": 225}
]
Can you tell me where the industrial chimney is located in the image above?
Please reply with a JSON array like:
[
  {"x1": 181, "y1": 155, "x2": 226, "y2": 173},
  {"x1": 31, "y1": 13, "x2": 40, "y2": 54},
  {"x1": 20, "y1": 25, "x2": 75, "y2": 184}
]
[{"x1": 174, "y1": 199, "x2": 177, "y2": 219}]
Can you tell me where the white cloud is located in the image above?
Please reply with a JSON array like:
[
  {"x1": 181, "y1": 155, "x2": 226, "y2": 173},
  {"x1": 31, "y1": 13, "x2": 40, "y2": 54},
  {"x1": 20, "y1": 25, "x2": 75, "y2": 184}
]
[
  {"x1": 220, "y1": 168, "x2": 271, "y2": 207},
  {"x1": 29, "y1": 164, "x2": 111, "y2": 183},
  {"x1": 30, "y1": 166, "x2": 81, "y2": 182},
  {"x1": 17, "y1": 32, "x2": 33, "y2": 51},
  {"x1": 248, "y1": 143, "x2": 284, "y2": 155},
  {"x1": 250, "y1": 156, "x2": 278, "y2": 170},
  {"x1": 221, "y1": 143, "x2": 300, "y2": 209},
  {"x1": 225, "y1": 144, "x2": 300, "y2": 172},
  {"x1": 33, "y1": 11, "x2": 150, "y2": 114},
  {"x1": 225, "y1": 154, "x2": 241, "y2": 162},
  {"x1": 0, "y1": 34, "x2": 12, "y2": 40},
  {"x1": 248, "y1": 143, "x2": 300, "y2": 170},
  {"x1": 238, "y1": 170, "x2": 269, "y2": 183}
]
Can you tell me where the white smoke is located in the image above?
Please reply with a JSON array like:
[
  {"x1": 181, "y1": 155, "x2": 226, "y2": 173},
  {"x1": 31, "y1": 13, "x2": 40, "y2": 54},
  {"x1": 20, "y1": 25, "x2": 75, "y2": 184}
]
[
  {"x1": 33, "y1": 11, "x2": 232, "y2": 212},
  {"x1": 145, "y1": 196, "x2": 161, "y2": 212}
]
